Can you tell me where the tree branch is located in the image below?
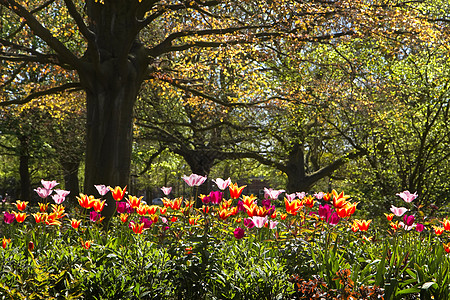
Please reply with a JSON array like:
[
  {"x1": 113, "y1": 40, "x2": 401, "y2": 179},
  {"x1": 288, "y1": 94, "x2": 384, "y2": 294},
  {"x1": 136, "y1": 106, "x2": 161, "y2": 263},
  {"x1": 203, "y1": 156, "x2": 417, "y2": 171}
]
[{"x1": 0, "y1": 82, "x2": 82, "y2": 106}]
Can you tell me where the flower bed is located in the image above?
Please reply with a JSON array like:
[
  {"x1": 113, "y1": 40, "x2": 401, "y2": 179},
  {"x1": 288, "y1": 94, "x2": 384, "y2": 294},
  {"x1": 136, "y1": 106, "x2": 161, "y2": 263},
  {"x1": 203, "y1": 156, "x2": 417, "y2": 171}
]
[{"x1": 1, "y1": 176, "x2": 449, "y2": 299}]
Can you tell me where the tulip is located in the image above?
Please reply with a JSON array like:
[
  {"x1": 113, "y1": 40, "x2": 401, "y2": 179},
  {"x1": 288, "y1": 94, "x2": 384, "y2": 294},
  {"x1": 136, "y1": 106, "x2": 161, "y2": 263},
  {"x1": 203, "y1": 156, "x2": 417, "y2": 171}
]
[
  {"x1": 229, "y1": 183, "x2": 246, "y2": 199},
  {"x1": 444, "y1": 242, "x2": 450, "y2": 253},
  {"x1": 384, "y1": 213, "x2": 394, "y2": 221},
  {"x1": 51, "y1": 194, "x2": 65, "y2": 205},
  {"x1": 71, "y1": 219, "x2": 81, "y2": 229},
  {"x1": 110, "y1": 186, "x2": 127, "y2": 201},
  {"x1": 390, "y1": 205, "x2": 407, "y2": 217},
  {"x1": 296, "y1": 192, "x2": 307, "y2": 199},
  {"x1": 415, "y1": 223, "x2": 424, "y2": 232},
  {"x1": 32, "y1": 212, "x2": 47, "y2": 223},
  {"x1": 434, "y1": 226, "x2": 444, "y2": 235},
  {"x1": 116, "y1": 201, "x2": 131, "y2": 214},
  {"x1": 209, "y1": 191, "x2": 223, "y2": 204},
  {"x1": 34, "y1": 187, "x2": 52, "y2": 199},
  {"x1": 233, "y1": 227, "x2": 245, "y2": 239},
  {"x1": 3, "y1": 212, "x2": 15, "y2": 224},
  {"x1": 77, "y1": 194, "x2": 95, "y2": 209},
  {"x1": 28, "y1": 241, "x2": 35, "y2": 251},
  {"x1": 356, "y1": 219, "x2": 372, "y2": 231},
  {"x1": 14, "y1": 200, "x2": 28, "y2": 212},
  {"x1": 396, "y1": 190, "x2": 418, "y2": 203},
  {"x1": 2, "y1": 237, "x2": 11, "y2": 249},
  {"x1": 182, "y1": 174, "x2": 207, "y2": 187},
  {"x1": 130, "y1": 221, "x2": 145, "y2": 234},
  {"x1": 127, "y1": 195, "x2": 142, "y2": 209},
  {"x1": 285, "y1": 198, "x2": 302, "y2": 215},
  {"x1": 94, "y1": 185, "x2": 110, "y2": 196},
  {"x1": 269, "y1": 220, "x2": 278, "y2": 229},
  {"x1": 92, "y1": 199, "x2": 106, "y2": 212},
  {"x1": 244, "y1": 218, "x2": 255, "y2": 229},
  {"x1": 314, "y1": 192, "x2": 324, "y2": 200},
  {"x1": 81, "y1": 239, "x2": 92, "y2": 249},
  {"x1": 38, "y1": 202, "x2": 48, "y2": 212},
  {"x1": 89, "y1": 211, "x2": 103, "y2": 222},
  {"x1": 403, "y1": 214, "x2": 415, "y2": 227},
  {"x1": 250, "y1": 216, "x2": 268, "y2": 228},
  {"x1": 213, "y1": 178, "x2": 231, "y2": 190},
  {"x1": 443, "y1": 218, "x2": 450, "y2": 231},
  {"x1": 140, "y1": 217, "x2": 152, "y2": 229},
  {"x1": 161, "y1": 186, "x2": 172, "y2": 196},
  {"x1": 13, "y1": 212, "x2": 26, "y2": 223},
  {"x1": 119, "y1": 213, "x2": 129, "y2": 223},
  {"x1": 41, "y1": 180, "x2": 59, "y2": 190},
  {"x1": 264, "y1": 188, "x2": 285, "y2": 200}
]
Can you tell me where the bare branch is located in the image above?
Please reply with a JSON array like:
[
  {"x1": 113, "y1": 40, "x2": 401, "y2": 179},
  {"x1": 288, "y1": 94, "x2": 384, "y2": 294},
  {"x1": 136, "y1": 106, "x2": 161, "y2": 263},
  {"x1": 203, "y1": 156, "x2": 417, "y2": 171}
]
[{"x1": 0, "y1": 82, "x2": 82, "y2": 106}]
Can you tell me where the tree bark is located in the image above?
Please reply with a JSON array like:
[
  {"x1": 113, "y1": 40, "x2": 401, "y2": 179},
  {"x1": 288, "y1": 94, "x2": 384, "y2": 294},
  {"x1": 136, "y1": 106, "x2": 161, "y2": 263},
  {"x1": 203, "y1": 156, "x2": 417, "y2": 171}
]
[
  {"x1": 18, "y1": 135, "x2": 31, "y2": 202},
  {"x1": 60, "y1": 160, "x2": 80, "y2": 206}
]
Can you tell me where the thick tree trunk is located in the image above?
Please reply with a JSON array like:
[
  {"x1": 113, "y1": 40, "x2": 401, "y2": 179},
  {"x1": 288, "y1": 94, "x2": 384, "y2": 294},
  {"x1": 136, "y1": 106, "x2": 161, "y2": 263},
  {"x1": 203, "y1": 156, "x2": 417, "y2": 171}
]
[
  {"x1": 60, "y1": 161, "x2": 80, "y2": 206},
  {"x1": 83, "y1": 80, "x2": 140, "y2": 219},
  {"x1": 18, "y1": 135, "x2": 31, "y2": 201}
]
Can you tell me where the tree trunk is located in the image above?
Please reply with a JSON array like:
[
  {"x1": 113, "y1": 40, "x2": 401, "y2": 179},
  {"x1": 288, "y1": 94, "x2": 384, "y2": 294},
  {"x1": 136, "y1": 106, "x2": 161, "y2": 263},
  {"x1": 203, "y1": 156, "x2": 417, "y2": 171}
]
[
  {"x1": 18, "y1": 135, "x2": 31, "y2": 202},
  {"x1": 83, "y1": 80, "x2": 141, "y2": 220},
  {"x1": 60, "y1": 160, "x2": 80, "y2": 206}
]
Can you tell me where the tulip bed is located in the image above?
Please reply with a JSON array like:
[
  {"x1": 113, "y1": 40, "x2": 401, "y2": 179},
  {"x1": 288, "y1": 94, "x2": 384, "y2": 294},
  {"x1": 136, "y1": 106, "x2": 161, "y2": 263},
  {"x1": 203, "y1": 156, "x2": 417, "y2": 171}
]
[{"x1": 1, "y1": 176, "x2": 450, "y2": 299}]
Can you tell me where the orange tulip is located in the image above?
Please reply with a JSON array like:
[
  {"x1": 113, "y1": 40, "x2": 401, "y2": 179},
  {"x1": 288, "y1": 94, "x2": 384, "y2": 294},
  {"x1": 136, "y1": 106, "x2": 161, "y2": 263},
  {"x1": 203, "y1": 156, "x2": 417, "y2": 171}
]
[
  {"x1": 242, "y1": 194, "x2": 257, "y2": 207},
  {"x1": 92, "y1": 199, "x2": 106, "y2": 212},
  {"x1": 130, "y1": 221, "x2": 145, "y2": 234},
  {"x1": 285, "y1": 198, "x2": 302, "y2": 215},
  {"x1": 170, "y1": 216, "x2": 178, "y2": 222},
  {"x1": 119, "y1": 213, "x2": 129, "y2": 223},
  {"x1": 170, "y1": 198, "x2": 183, "y2": 210},
  {"x1": 351, "y1": 222, "x2": 359, "y2": 232},
  {"x1": 2, "y1": 237, "x2": 11, "y2": 249},
  {"x1": 77, "y1": 194, "x2": 95, "y2": 209},
  {"x1": 280, "y1": 213, "x2": 287, "y2": 220},
  {"x1": 443, "y1": 242, "x2": 450, "y2": 253},
  {"x1": 147, "y1": 205, "x2": 158, "y2": 215},
  {"x1": 127, "y1": 195, "x2": 142, "y2": 209},
  {"x1": 229, "y1": 183, "x2": 246, "y2": 199},
  {"x1": 302, "y1": 196, "x2": 315, "y2": 208},
  {"x1": 434, "y1": 226, "x2": 445, "y2": 235},
  {"x1": 322, "y1": 192, "x2": 332, "y2": 202},
  {"x1": 110, "y1": 186, "x2": 127, "y2": 201},
  {"x1": 32, "y1": 212, "x2": 47, "y2": 223},
  {"x1": 244, "y1": 203, "x2": 258, "y2": 217},
  {"x1": 356, "y1": 219, "x2": 372, "y2": 231},
  {"x1": 200, "y1": 205, "x2": 210, "y2": 214},
  {"x1": 38, "y1": 202, "x2": 48, "y2": 212},
  {"x1": 14, "y1": 200, "x2": 28, "y2": 212},
  {"x1": 81, "y1": 239, "x2": 92, "y2": 249},
  {"x1": 136, "y1": 204, "x2": 148, "y2": 216},
  {"x1": 332, "y1": 190, "x2": 350, "y2": 209},
  {"x1": 70, "y1": 219, "x2": 81, "y2": 229},
  {"x1": 159, "y1": 207, "x2": 167, "y2": 214},
  {"x1": 384, "y1": 213, "x2": 394, "y2": 221},
  {"x1": 442, "y1": 218, "x2": 450, "y2": 231},
  {"x1": 390, "y1": 221, "x2": 399, "y2": 231},
  {"x1": 13, "y1": 212, "x2": 27, "y2": 223},
  {"x1": 149, "y1": 214, "x2": 158, "y2": 223},
  {"x1": 51, "y1": 204, "x2": 66, "y2": 219},
  {"x1": 189, "y1": 217, "x2": 200, "y2": 225},
  {"x1": 218, "y1": 208, "x2": 232, "y2": 220}
]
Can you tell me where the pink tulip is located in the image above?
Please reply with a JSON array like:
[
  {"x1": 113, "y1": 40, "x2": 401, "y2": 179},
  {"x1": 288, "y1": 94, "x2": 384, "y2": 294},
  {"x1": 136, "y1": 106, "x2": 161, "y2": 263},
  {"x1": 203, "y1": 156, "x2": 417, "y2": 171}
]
[
  {"x1": 269, "y1": 220, "x2": 278, "y2": 229},
  {"x1": 390, "y1": 205, "x2": 408, "y2": 217},
  {"x1": 94, "y1": 185, "x2": 110, "y2": 196},
  {"x1": 52, "y1": 194, "x2": 65, "y2": 204},
  {"x1": 250, "y1": 216, "x2": 268, "y2": 228},
  {"x1": 55, "y1": 189, "x2": 70, "y2": 197},
  {"x1": 264, "y1": 188, "x2": 285, "y2": 200},
  {"x1": 182, "y1": 174, "x2": 207, "y2": 187},
  {"x1": 296, "y1": 192, "x2": 307, "y2": 199},
  {"x1": 34, "y1": 187, "x2": 52, "y2": 199},
  {"x1": 213, "y1": 178, "x2": 232, "y2": 190},
  {"x1": 314, "y1": 192, "x2": 324, "y2": 200},
  {"x1": 161, "y1": 187, "x2": 172, "y2": 196},
  {"x1": 396, "y1": 191, "x2": 418, "y2": 203},
  {"x1": 41, "y1": 180, "x2": 59, "y2": 190},
  {"x1": 285, "y1": 193, "x2": 297, "y2": 202}
]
